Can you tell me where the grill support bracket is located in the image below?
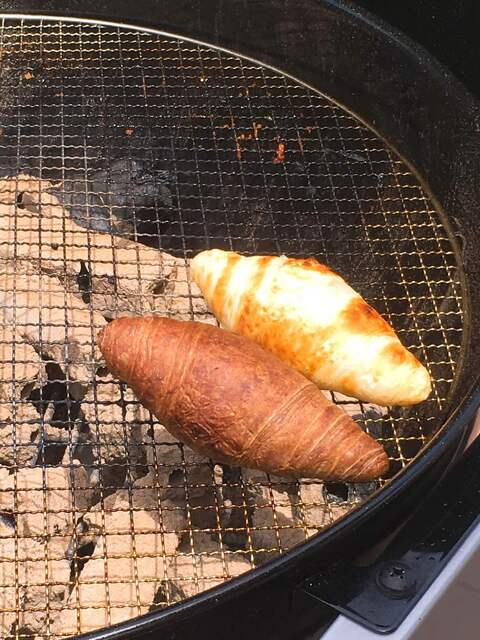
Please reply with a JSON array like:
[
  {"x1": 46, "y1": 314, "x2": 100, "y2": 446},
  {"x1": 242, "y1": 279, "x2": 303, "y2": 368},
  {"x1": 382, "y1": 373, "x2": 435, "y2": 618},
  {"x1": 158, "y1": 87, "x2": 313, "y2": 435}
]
[{"x1": 302, "y1": 424, "x2": 480, "y2": 634}]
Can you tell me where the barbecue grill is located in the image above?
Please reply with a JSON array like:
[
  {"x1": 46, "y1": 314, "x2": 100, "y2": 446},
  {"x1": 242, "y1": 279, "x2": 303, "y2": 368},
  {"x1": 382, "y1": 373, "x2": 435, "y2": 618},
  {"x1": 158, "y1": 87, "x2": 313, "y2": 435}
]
[{"x1": 0, "y1": 1, "x2": 479, "y2": 639}]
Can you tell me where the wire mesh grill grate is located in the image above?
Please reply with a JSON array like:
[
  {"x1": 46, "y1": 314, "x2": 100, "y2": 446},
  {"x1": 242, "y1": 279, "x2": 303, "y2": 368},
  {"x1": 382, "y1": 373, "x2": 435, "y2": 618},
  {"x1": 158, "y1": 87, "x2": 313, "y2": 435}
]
[{"x1": 0, "y1": 16, "x2": 464, "y2": 638}]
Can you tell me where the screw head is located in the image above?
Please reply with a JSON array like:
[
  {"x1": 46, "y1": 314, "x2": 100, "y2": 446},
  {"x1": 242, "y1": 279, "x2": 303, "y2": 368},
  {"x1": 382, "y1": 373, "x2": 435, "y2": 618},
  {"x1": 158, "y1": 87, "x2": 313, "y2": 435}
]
[{"x1": 376, "y1": 561, "x2": 417, "y2": 599}]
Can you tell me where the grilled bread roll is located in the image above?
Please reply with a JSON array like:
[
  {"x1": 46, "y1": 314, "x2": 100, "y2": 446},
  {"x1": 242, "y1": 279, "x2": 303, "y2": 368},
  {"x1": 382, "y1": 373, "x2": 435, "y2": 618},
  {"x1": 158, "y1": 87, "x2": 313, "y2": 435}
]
[
  {"x1": 98, "y1": 316, "x2": 389, "y2": 481},
  {"x1": 190, "y1": 249, "x2": 431, "y2": 406}
]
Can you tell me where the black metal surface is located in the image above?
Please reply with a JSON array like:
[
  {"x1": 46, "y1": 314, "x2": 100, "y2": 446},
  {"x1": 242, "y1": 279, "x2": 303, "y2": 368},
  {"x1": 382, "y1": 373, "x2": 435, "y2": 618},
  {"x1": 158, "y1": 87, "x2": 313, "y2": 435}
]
[
  {"x1": 353, "y1": 1, "x2": 480, "y2": 100},
  {"x1": 302, "y1": 432, "x2": 480, "y2": 634},
  {"x1": 0, "y1": 2, "x2": 476, "y2": 639}
]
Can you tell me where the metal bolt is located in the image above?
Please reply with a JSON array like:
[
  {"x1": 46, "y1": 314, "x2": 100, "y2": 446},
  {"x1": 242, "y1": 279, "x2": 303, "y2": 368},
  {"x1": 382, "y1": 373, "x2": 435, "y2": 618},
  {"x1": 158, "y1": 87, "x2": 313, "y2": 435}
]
[{"x1": 376, "y1": 561, "x2": 417, "y2": 599}]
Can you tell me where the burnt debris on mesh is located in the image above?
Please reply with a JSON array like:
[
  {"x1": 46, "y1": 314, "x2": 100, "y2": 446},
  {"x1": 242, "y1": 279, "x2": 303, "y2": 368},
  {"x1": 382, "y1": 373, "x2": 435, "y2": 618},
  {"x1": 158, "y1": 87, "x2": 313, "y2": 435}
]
[{"x1": 0, "y1": 16, "x2": 463, "y2": 639}]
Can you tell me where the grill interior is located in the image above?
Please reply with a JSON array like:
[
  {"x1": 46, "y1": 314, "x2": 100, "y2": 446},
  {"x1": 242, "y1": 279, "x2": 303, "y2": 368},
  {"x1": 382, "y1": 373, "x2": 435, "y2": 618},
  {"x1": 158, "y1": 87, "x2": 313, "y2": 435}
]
[{"x1": 0, "y1": 16, "x2": 464, "y2": 639}]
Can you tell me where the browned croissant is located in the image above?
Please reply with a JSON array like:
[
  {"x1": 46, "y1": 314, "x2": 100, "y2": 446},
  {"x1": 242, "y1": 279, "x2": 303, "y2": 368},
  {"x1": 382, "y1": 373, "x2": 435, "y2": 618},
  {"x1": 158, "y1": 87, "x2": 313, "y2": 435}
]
[{"x1": 98, "y1": 316, "x2": 388, "y2": 481}]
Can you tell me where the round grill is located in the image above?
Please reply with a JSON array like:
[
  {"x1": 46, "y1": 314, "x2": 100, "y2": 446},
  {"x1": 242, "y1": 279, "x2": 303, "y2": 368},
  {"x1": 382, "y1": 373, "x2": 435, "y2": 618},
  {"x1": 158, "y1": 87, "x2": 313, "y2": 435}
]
[{"x1": 0, "y1": 16, "x2": 464, "y2": 638}]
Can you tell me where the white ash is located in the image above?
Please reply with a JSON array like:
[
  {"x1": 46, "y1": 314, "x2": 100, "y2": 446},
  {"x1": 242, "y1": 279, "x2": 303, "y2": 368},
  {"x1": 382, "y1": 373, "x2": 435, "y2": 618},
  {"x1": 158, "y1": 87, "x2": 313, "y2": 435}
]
[
  {"x1": 0, "y1": 465, "x2": 96, "y2": 638},
  {"x1": 150, "y1": 578, "x2": 188, "y2": 608},
  {"x1": 146, "y1": 430, "x2": 326, "y2": 554},
  {"x1": 0, "y1": 175, "x2": 205, "y2": 319},
  {"x1": 0, "y1": 174, "x2": 363, "y2": 637},
  {"x1": 77, "y1": 376, "x2": 150, "y2": 494},
  {"x1": 51, "y1": 534, "x2": 160, "y2": 636},
  {"x1": 166, "y1": 462, "x2": 218, "y2": 532},
  {"x1": 0, "y1": 527, "x2": 71, "y2": 637},
  {"x1": 0, "y1": 326, "x2": 47, "y2": 468},
  {"x1": 143, "y1": 423, "x2": 208, "y2": 504},
  {"x1": 145, "y1": 424, "x2": 216, "y2": 472},
  {"x1": 81, "y1": 471, "x2": 187, "y2": 565},
  {"x1": 0, "y1": 466, "x2": 79, "y2": 538},
  {"x1": 54, "y1": 478, "x2": 186, "y2": 637},
  {"x1": 0, "y1": 402, "x2": 44, "y2": 469},
  {"x1": 145, "y1": 424, "x2": 219, "y2": 532},
  {"x1": 166, "y1": 262, "x2": 208, "y2": 321},
  {"x1": 34, "y1": 426, "x2": 72, "y2": 468},
  {"x1": 167, "y1": 532, "x2": 252, "y2": 600},
  {"x1": 144, "y1": 423, "x2": 187, "y2": 472},
  {"x1": 0, "y1": 260, "x2": 106, "y2": 388},
  {"x1": 327, "y1": 390, "x2": 388, "y2": 440},
  {"x1": 241, "y1": 469, "x2": 307, "y2": 553},
  {"x1": 297, "y1": 482, "x2": 332, "y2": 531},
  {"x1": 0, "y1": 327, "x2": 46, "y2": 403},
  {"x1": 60, "y1": 460, "x2": 96, "y2": 515},
  {"x1": 213, "y1": 464, "x2": 249, "y2": 551}
]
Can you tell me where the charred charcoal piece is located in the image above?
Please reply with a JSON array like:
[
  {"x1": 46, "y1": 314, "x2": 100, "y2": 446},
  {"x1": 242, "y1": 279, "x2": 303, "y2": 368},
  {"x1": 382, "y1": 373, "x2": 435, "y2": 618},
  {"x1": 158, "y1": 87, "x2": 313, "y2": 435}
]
[
  {"x1": 324, "y1": 482, "x2": 349, "y2": 503},
  {"x1": 49, "y1": 159, "x2": 173, "y2": 236}
]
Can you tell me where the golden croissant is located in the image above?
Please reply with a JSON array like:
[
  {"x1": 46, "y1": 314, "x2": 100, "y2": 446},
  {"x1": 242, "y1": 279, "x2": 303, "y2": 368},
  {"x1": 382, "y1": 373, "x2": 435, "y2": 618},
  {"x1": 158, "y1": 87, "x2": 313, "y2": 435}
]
[{"x1": 191, "y1": 249, "x2": 431, "y2": 406}]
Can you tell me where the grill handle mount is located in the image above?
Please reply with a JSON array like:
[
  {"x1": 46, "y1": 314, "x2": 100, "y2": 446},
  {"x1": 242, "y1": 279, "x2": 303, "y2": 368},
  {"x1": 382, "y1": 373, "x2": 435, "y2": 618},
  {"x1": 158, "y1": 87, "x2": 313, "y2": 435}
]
[{"x1": 301, "y1": 419, "x2": 480, "y2": 634}]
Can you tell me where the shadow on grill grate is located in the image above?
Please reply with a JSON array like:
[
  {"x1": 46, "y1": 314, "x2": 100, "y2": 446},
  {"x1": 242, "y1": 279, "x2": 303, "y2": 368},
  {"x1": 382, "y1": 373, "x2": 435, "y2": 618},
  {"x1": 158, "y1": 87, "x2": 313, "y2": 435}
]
[{"x1": 0, "y1": 16, "x2": 464, "y2": 640}]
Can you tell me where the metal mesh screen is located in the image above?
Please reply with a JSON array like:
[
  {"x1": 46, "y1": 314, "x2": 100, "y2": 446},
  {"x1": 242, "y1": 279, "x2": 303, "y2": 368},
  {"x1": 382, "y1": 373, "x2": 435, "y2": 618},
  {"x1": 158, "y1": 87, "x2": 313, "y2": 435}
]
[{"x1": 0, "y1": 16, "x2": 464, "y2": 639}]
